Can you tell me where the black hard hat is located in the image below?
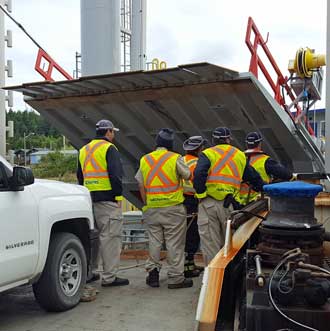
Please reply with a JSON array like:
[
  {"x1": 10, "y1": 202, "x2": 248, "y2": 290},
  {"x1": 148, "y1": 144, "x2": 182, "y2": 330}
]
[
  {"x1": 183, "y1": 136, "x2": 206, "y2": 151},
  {"x1": 246, "y1": 132, "x2": 263, "y2": 146},
  {"x1": 96, "y1": 119, "x2": 119, "y2": 132},
  {"x1": 212, "y1": 127, "x2": 231, "y2": 139},
  {"x1": 156, "y1": 128, "x2": 175, "y2": 149}
]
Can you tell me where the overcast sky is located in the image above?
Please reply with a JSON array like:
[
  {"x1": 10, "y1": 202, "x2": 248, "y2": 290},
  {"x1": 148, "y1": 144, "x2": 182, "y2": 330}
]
[{"x1": 4, "y1": 0, "x2": 327, "y2": 111}]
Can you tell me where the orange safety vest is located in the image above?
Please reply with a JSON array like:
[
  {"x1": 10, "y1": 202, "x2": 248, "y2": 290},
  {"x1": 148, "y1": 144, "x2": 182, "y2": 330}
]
[
  {"x1": 183, "y1": 154, "x2": 198, "y2": 195},
  {"x1": 203, "y1": 145, "x2": 246, "y2": 201},
  {"x1": 79, "y1": 139, "x2": 115, "y2": 192},
  {"x1": 140, "y1": 149, "x2": 184, "y2": 209}
]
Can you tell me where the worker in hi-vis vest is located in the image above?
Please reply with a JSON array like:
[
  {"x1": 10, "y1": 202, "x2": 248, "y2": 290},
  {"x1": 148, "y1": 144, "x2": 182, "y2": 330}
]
[
  {"x1": 135, "y1": 128, "x2": 193, "y2": 289},
  {"x1": 77, "y1": 119, "x2": 129, "y2": 287},
  {"x1": 193, "y1": 127, "x2": 264, "y2": 265},
  {"x1": 182, "y1": 136, "x2": 207, "y2": 278},
  {"x1": 237, "y1": 132, "x2": 293, "y2": 207}
]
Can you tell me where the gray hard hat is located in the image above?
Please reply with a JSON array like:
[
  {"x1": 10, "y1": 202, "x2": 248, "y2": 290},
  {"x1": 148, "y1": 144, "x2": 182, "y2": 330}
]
[
  {"x1": 156, "y1": 128, "x2": 175, "y2": 149},
  {"x1": 183, "y1": 136, "x2": 206, "y2": 151},
  {"x1": 96, "y1": 119, "x2": 119, "y2": 132},
  {"x1": 212, "y1": 127, "x2": 231, "y2": 139}
]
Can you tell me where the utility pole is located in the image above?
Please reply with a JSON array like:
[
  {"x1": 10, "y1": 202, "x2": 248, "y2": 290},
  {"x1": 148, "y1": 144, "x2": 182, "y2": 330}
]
[
  {"x1": 23, "y1": 132, "x2": 34, "y2": 166},
  {"x1": 325, "y1": 1, "x2": 330, "y2": 175},
  {"x1": 0, "y1": 0, "x2": 13, "y2": 157}
]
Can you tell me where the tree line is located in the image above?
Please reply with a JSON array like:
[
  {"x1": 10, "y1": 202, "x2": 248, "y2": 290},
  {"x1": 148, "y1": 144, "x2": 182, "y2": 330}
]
[{"x1": 7, "y1": 109, "x2": 65, "y2": 150}]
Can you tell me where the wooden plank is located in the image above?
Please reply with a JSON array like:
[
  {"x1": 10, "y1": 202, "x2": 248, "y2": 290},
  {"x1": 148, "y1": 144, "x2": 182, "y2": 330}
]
[
  {"x1": 196, "y1": 211, "x2": 268, "y2": 331},
  {"x1": 315, "y1": 192, "x2": 330, "y2": 206}
]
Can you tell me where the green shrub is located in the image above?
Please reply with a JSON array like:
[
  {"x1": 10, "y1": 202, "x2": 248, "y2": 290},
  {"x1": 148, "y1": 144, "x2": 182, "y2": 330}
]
[{"x1": 32, "y1": 152, "x2": 77, "y2": 181}]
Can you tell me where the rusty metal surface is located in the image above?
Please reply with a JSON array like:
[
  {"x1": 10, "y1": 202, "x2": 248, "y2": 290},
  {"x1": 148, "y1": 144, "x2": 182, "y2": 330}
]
[
  {"x1": 6, "y1": 63, "x2": 238, "y2": 99},
  {"x1": 5, "y1": 63, "x2": 325, "y2": 208}
]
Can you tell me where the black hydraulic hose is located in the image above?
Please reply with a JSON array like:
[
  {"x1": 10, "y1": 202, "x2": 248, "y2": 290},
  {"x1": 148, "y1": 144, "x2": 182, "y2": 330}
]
[
  {"x1": 268, "y1": 252, "x2": 319, "y2": 331},
  {"x1": 298, "y1": 262, "x2": 330, "y2": 277},
  {"x1": 230, "y1": 209, "x2": 267, "y2": 220},
  {"x1": 229, "y1": 209, "x2": 266, "y2": 229}
]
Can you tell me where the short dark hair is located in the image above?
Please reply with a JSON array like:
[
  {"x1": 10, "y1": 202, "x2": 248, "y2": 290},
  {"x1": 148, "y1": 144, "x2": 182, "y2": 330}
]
[
  {"x1": 96, "y1": 128, "x2": 111, "y2": 137},
  {"x1": 212, "y1": 137, "x2": 227, "y2": 145},
  {"x1": 186, "y1": 150, "x2": 200, "y2": 157}
]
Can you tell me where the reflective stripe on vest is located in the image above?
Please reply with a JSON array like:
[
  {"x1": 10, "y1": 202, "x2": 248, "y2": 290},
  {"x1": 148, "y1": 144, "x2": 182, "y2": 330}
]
[
  {"x1": 79, "y1": 139, "x2": 114, "y2": 192},
  {"x1": 183, "y1": 155, "x2": 198, "y2": 195},
  {"x1": 238, "y1": 153, "x2": 270, "y2": 205},
  {"x1": 203, "y1": 145, "x2": 246, "y2": 201},
  {"x1": 140, "y1": 149, "x2": 184, "y2": 208}
]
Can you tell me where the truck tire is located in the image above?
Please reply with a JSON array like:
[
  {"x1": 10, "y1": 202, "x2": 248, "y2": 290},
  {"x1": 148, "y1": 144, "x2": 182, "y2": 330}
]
[{"x1": 33, "y1": 232, "x2": 87, "y2": 312}]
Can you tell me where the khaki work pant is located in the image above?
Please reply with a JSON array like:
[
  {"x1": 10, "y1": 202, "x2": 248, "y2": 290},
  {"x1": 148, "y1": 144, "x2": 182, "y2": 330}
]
[
  {"x1": 144, "y1": 204, "x2": 187, "y2": 285},
  {"x1": 197, "y1": 197, "x2": 233, "y2": 266},
  {"x1": 93, "y1": 201, "x2": 123, "y2": 283}
]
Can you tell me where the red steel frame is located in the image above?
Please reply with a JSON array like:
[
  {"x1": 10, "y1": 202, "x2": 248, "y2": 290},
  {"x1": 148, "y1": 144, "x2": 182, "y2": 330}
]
[
  {"x1": 35, "y1": 48, "x2": 73, "y2": 81},
  {"x1": 245, "y1": 17, "x2": 314, "y2": 135}
]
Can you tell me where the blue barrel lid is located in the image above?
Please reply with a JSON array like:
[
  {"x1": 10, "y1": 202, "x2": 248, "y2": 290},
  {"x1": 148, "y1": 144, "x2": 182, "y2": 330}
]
[{"x1": 263, "y1": 181, "x2": 323, "y2": 198}]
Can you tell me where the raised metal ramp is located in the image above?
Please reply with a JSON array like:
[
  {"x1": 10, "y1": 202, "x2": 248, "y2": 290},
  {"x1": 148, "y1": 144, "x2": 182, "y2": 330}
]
[{"x1": 5, "y1": 63, "x2": 325, "y2": 208}]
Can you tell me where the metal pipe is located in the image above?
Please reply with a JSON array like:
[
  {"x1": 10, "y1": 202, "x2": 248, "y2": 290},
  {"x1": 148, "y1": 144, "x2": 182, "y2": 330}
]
[
  {"x1": 223, "y1": 219, "x2": 232, "y2": 257},
  {"x1": 325, "y1": 1, "x2": 330, "y2": 176},
  {"x1": 254, "y1": 255, "x2": 265, "y2": 287},
  {"x1": 118, "y1": 262, "x2": 147, "y2": 271},
  {"x1": 0, "y1": 0, "x2": 5, "y2": 157}
]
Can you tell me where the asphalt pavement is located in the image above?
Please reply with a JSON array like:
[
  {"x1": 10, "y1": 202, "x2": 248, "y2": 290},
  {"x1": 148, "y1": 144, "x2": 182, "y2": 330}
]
[{"x1": 0, "y1": 261, "x2": 202, "y2": 331}]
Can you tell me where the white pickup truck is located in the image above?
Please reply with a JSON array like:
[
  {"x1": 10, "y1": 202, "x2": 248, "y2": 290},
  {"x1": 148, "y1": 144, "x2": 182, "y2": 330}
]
[{"x1": 0, "y1": 155, "x2": 97, "y2": 312}]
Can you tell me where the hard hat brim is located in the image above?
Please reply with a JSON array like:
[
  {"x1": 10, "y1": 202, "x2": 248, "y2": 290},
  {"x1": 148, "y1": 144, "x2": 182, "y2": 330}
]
[{"x1": 183, "y1": 141, "x2": 204, "y2": 151}]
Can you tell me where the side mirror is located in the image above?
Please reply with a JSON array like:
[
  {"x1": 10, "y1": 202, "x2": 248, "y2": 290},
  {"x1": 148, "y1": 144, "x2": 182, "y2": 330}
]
[{"x1": 10, "y1": 166, "x2": 34, "y2": 191}]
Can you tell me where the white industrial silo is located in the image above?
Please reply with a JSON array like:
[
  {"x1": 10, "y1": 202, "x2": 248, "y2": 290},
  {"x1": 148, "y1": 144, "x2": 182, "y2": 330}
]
[
  {"x1": 131, "y1": 0, "x2": 146, "y2": 71},
  {"x1": 80, "y1": 0, "x2": 146, "y2": 76},
  {"x1": 80, "y1": 0, "x2": 121, "y2": 76}
]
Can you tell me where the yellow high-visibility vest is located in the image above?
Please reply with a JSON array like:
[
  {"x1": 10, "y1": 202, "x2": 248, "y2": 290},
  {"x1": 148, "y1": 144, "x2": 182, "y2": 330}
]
[
  {"x1": 79, "y1": 139, "x2": 115, "y2": 192},
  {"x1": 238, "y1": 153, "x2": 270, "y2": 205},
  {"x1": 183, "y1": 154, "x2": 198, "y2": 195},
  {"x1": 140, "y1": 149, "x2": 184, "y2": 209},
  {"x1": 202, "y1": 145, "x2": 246, "y2": 201}
]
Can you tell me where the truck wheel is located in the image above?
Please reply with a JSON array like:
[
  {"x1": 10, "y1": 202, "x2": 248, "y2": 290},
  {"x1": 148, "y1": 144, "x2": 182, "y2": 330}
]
[{"x1": 33, "y1": 232, "x2": 87, "y2": 312}]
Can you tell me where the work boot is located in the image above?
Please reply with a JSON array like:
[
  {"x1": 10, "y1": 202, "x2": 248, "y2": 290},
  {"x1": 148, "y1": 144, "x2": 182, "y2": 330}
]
[
  {"x1": 146, "y1": 268, "x2": 160, "y2": 288},
  {"x1": 194, "y1": 264, "x2": 205, "y2": 272},
  {"x1": 101, "y1": 277, "x2": 129, "y2": 287},
  {"x1": 168, "y1": 278, "x2": 193, "y2": 289},
  {"x1": 86, "y1": 273, "x2": 100, "y2": 284},
  {"x1": 184, "y1": 261, "x2": 201, "y2": 278}
]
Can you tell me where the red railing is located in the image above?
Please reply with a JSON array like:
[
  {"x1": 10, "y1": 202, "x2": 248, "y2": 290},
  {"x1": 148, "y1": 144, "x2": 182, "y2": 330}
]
[
  {"x1": 245, "y1": 17, "x2": 314, "y2": 135},
  {"x1": 35, "y1": 48, "x2": 73, "y2": 81}
]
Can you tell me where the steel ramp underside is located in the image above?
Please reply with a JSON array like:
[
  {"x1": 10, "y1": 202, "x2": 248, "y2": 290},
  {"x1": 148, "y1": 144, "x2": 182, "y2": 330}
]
[{"x1": 5, "y1": 63, "x2": 324, "y2": 208}]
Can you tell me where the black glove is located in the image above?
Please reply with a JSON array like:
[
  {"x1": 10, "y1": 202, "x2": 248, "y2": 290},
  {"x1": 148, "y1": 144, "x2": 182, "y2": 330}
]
[
  {"x1": 223, "y1": 194, "x2": 232, "y2": 208},
  {"x1": 224, "y1": 194, "x2": 242, "y2": 210}
]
